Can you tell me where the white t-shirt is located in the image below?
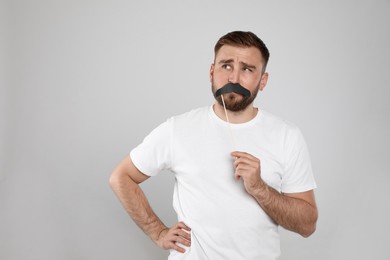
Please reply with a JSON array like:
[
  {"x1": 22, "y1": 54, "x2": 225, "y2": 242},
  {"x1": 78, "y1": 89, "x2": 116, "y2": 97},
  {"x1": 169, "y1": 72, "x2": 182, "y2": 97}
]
[{"x1": 131, "y1": 106, "x2": 316, "y2": 260}]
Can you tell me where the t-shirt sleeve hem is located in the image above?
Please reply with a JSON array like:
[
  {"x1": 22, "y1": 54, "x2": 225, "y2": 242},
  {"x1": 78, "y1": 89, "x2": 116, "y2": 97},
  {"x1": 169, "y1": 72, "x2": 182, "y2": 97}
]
[
  {"x1": 130, "y1": 150, "x2": 157, "y2": 177},
  {"x1": 281, "y1": 183, "x2": 317, "y2": 194}
]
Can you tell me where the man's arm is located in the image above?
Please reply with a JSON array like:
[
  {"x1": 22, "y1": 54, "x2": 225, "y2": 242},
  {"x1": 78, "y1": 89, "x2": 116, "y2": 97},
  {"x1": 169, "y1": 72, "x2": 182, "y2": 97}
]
[
  {"x1": 109, "y1": 156, "x2": 191, "y2": 252},
  {"x1": 231, "y1": 151, "x2": 318, "y2": 237},
  {"x1": 253, "y1": 187, "x2": 317, "y2": 237}
]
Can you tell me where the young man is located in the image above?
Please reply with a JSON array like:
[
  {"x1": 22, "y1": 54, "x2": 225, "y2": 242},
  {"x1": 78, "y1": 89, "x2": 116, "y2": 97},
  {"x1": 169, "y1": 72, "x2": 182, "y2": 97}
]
[{"x1": 110, "y1": 31, "x2": 318, "y2": 259}]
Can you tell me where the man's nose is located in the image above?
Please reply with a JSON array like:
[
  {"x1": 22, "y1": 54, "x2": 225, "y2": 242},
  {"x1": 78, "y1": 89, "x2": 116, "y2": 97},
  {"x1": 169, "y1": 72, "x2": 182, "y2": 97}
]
[{"x1": 228, "y1": 68, "x2": 240, "y2": 83}]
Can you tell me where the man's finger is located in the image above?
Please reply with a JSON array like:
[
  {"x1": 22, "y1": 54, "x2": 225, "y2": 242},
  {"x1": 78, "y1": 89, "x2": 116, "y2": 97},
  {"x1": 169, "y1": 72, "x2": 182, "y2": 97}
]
[
  {"x1": 231, "y1": 151, "x2": 251, "y2": 158},
  {"x1": 177, "y1": 221, "x2": 191, "y2": 231},
  {"x1": 175, "y1": 235, "x2": 191, "y2": 246},
  {"x1": 177, "y1": 229, "x2": 191, "y2": 241},
  {"x1": 171, "y1": 243, "x2": 186, "y2": 253},
  {"x1": 231, "y1": 151, "x2": 259, "y2": 161}
]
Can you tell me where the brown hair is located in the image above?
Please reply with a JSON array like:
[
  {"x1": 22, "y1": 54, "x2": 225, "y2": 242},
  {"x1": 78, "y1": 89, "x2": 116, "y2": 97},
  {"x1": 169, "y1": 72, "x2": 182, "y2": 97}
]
[{"x1": 214, "y1": 31, "x2": 270, "y2": 71}]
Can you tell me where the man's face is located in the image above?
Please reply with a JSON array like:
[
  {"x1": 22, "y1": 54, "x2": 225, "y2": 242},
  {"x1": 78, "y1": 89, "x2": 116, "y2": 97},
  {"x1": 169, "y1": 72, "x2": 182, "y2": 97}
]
[{"x1": 210, "y1": 45, "x2": 268, "y2": 111}]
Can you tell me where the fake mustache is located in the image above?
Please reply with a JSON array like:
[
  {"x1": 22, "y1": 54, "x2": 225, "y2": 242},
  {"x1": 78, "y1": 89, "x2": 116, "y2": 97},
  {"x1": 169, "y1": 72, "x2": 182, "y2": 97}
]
[{"x1": 214, "y1": 83, "x2": 251, "y2": 98}]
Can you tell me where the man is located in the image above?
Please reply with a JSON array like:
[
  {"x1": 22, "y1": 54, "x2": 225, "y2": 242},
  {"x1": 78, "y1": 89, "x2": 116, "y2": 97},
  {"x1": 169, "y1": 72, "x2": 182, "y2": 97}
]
[{"x1": 110, "y1": 31, "x2": 318, "y2": 259}]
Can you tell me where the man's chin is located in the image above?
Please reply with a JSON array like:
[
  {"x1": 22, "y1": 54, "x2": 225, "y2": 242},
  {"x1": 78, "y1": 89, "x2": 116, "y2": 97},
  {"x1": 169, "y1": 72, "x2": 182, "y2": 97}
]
[{"x1": 223, "y1": 101, "x2": 252, "y2": 112}]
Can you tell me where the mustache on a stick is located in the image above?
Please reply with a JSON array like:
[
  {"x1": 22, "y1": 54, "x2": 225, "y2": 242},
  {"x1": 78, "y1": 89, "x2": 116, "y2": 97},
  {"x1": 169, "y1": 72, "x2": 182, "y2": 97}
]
[{"x1": 214, "y1": 83, "x2": 251, "y2": 98}]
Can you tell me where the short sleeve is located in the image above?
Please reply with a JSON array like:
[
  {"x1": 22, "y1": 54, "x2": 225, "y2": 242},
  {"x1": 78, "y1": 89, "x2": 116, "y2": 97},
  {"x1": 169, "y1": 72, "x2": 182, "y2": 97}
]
[
  {"x1": 130, "y1": 118, "x2": 173, "y2": 176},
  {"x1": 281, "y1": 127, "x2": 317, "y2": 193}
]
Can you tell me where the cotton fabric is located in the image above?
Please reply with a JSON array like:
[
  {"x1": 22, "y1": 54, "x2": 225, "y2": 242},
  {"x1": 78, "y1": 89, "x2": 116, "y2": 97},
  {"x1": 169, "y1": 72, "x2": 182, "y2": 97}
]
[{"x1": 131, "y1": 106, "x2": 316, "y2": 259}]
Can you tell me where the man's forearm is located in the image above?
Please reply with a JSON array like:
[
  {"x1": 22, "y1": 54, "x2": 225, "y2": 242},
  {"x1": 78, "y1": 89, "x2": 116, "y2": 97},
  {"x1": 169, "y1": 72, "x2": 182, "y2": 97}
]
[
  {"x1": 110, "y1": 172, "x2": 167, "y2": 242},
  {"x1": 251, "y1": 183, "x2": 318, "y2": 237}
]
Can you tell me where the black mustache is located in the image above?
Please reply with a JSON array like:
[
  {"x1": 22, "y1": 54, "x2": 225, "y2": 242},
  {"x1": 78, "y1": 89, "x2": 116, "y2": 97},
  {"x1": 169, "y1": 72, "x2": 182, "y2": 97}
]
[{"x1": 214, "y1": 83, "x2": 251, "y2": 98}]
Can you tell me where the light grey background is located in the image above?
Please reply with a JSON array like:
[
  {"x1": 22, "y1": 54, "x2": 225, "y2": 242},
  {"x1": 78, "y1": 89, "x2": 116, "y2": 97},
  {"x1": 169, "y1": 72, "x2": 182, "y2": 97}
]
[{"x1": 1, "y1": 0, "x2": 389, "y2": 259}]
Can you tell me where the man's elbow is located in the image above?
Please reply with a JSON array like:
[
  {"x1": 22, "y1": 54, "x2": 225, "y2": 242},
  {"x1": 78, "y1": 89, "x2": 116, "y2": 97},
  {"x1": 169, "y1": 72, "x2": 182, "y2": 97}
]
[
  {"x1": 109, "y1": 168, "x2": 139, "y2": 193},
  {"x1": 109, "y1": 170, "x2": 123, "y2": 190},
  {"x1": 300, "y1": 212, "x2": 318, "y2": 238},
  {"x1": 301, "y1": 223, "x2": 316, "y2": 238}
]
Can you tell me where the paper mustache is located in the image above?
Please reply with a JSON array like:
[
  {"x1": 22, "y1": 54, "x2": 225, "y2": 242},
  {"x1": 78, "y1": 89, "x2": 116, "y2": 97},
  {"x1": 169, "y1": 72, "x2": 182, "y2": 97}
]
[{"x1": 214, "y1": 83, "x2": 251, "y2": 98}]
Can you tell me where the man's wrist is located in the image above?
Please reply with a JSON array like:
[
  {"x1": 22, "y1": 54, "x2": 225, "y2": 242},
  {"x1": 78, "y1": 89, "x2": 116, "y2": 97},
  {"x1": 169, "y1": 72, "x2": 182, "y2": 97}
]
[
  {"x1": 154, "y1": 226, "x2": 168, "y2": 244},
  {"x1": 250, "y1": 180, "x2": 272, "y2": 206}
]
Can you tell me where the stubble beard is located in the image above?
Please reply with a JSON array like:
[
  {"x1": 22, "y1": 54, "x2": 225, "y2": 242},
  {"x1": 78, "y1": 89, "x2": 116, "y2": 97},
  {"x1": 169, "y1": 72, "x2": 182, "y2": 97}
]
[{"x1": 212, "y1": 84, "x2": 259, "y2": 112}]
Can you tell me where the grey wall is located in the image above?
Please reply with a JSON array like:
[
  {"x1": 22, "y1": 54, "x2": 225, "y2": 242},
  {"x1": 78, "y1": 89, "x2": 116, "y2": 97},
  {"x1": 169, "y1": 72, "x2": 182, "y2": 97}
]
[
  {"x1": 0, "y1": 0, "x2": 6, "y2": 181},
  {"x1": 1, "y1": 0, "x2": 390, "y2": 259}
]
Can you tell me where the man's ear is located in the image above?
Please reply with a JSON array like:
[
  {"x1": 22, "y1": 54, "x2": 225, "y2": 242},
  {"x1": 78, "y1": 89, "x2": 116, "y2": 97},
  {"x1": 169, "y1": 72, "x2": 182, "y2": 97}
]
[
  {"x1": 259, "y1": 72, "x2": 269, "y2": 91},
  {"x1": 209, "y1": 64, "x2": 215, "y2": 82}
]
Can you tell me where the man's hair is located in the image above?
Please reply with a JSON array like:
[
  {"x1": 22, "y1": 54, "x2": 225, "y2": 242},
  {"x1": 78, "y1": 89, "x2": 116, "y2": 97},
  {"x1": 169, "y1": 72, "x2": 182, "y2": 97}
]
[{"x1": 214, "y1": 31, "x2": 270, "y2": 71}]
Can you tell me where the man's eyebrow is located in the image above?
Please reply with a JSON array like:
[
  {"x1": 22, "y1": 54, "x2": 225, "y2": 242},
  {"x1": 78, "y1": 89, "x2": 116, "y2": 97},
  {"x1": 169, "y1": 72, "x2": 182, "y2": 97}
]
[
  {"x1": 217, "y1": 59, "x2": 257, "y2": 70},
  {"x1": 218, "y1": 59, "x2": 234, "y2": 64}
]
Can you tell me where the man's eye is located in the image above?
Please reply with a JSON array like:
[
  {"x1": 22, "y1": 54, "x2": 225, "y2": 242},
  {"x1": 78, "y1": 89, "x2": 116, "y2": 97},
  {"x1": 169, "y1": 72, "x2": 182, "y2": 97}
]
[
  {"x1": 222, "y1": 64, "x2": 232, "y2": 70},
  {"x1": 243, "y1": 67, "x2": 253, "y2": 72}
]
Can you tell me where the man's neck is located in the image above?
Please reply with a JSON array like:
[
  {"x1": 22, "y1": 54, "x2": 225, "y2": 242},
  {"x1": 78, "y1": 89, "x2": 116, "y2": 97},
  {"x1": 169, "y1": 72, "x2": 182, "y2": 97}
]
[{"x1": 213, "y1": 102, "x2": 258, "y2": 124}]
